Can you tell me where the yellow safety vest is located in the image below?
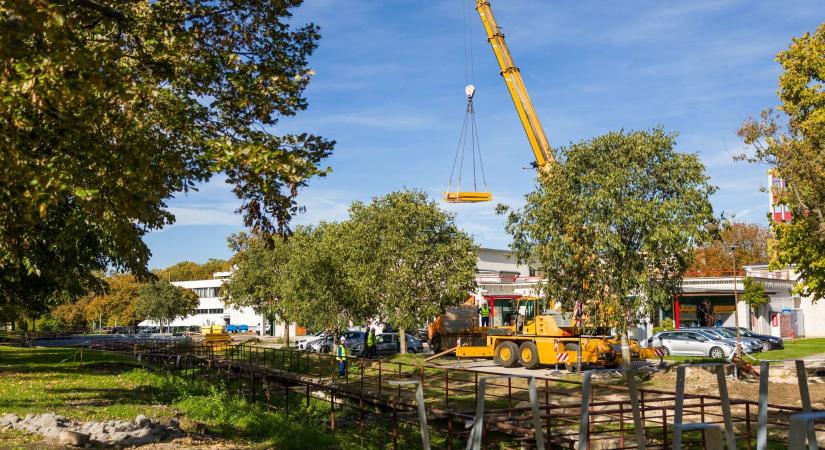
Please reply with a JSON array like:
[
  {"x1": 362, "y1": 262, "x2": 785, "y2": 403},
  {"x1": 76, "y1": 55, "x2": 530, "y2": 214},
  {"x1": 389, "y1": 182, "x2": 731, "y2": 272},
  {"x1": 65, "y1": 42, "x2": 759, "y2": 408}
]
[
  {"x1": 480, "y1": 305, "x2": 490, "y2": 317},
  {"x1": 367, "y1": 332, "x2": 375, "y2": 346},
  {"x1": 336, "y1": 344, "x2": 347, "y2": 362}
]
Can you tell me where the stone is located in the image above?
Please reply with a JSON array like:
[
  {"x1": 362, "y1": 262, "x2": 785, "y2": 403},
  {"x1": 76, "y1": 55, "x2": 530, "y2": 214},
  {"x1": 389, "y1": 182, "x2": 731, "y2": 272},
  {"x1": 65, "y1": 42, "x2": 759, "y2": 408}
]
[
  {"x1": 59, "y1": 430, "x2": 90, "y2": 447},
  {"x1": 0, "y1": 413, "x2": 19, "y2": 427},
  {"x1": 168, "y1": 417, "x2": 180, "y2": 428},
  {"x1": 135, "y1": 414, "x2": 150, "y2": 427}
]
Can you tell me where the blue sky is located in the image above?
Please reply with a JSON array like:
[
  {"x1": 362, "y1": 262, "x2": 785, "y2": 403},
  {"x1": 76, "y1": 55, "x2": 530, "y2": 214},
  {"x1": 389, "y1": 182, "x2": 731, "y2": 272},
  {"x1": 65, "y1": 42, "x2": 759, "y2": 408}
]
[{"x1": 144, "y1": 0, "x2": 825, "y2": 269}]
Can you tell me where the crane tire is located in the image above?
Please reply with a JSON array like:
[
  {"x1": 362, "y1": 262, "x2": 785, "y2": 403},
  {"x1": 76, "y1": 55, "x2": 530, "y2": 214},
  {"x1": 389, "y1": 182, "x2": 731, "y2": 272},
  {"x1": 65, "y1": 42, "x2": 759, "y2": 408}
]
[
  {"x1": 494, "y1": 341, "x2": 519, "y2": 368},
  {"x1": 518, "y1": 341, "x2": 541, "y2": 369}
]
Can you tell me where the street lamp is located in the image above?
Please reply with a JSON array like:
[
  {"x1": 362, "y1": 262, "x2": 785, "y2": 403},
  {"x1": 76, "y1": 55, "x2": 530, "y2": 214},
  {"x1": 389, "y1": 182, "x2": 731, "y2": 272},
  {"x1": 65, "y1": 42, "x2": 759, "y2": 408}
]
[{"x1": 728, "y1": 244, "x2": 742, "y2": 357}]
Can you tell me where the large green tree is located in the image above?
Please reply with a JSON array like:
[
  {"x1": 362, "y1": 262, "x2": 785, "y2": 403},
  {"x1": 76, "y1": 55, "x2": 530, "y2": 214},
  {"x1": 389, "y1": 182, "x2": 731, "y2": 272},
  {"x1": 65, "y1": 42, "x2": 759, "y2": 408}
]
[
  {"x1": 278, "y1": 223, "x2": 367, "y2": 336},
  {"x1": 135, "y1": 281, "x2": 198, "y2": 332},
  {"x1": 348, "y1": 190, "x2": 478, "y2": 353},
  {"x1": 0, "y1": 0, "x2": 333, "y2": 316},
  {"x1": 501, "y1": 128, "x2": 717, "y2": 336},
  {"x1": 738, "y1": 23, "x2": 825, "y2": 300},
  {"x1": 223, "y1": 233, "x2": 292, "y2": 341}
]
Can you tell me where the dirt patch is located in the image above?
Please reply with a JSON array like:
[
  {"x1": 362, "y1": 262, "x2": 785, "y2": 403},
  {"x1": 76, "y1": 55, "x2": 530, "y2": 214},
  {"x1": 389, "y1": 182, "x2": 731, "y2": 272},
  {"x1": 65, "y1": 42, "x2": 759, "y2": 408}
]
[{"x1": 645, "y1": 363, "x2": 825, "y2": 409}]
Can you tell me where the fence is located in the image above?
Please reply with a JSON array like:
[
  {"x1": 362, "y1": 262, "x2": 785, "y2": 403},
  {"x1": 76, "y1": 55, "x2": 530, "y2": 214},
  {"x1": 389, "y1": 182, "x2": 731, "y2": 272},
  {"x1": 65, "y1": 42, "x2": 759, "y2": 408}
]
[{"x1": 81, "y1": 338, "x2": 823, "y2": 449}]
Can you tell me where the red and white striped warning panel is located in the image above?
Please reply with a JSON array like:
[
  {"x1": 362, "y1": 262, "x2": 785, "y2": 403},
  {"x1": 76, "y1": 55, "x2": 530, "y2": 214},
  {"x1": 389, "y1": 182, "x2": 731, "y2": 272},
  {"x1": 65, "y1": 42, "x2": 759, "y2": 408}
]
[
  {"x1": 556, "y1": 352, "x2": 569, "y2": 363},
  {"x1": 654, "y1": 347, "x2": 666, "y2": 357}
]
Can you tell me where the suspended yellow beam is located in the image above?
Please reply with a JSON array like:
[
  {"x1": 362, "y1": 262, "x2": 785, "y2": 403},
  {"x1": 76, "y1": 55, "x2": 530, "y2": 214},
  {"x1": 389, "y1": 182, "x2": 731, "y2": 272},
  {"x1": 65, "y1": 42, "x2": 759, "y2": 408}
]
[
  {"x1": 444, "y1": 191, "x2": 493, "y2": 203},
  {"x1": 475, "y1": 0, "x2": 553, "y2": 170}
]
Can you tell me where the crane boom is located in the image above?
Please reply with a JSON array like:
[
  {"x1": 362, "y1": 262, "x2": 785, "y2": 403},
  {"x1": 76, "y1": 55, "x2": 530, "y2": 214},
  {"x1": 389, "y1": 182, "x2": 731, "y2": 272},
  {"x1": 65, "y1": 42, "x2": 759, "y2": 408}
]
[{"x1": 475, "y1": 1, "x2": 553, "y2": 168}]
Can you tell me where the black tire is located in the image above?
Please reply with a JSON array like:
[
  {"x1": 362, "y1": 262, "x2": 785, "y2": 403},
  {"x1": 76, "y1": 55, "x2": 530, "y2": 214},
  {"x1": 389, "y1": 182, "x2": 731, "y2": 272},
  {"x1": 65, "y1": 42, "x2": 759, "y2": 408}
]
[
  {"x1": 518, "y1": 342, "x2": 541, "y2": 369},
  {"x1": 494, "y1": 341, "x2": 519, "y2": 367},
  {"x1": 565, "y1": 343, "x2": 580, "y2": 352},
  {"x1": 321, "y1": 345, "x2": 330, "y2": 354},
  {"x1": 709, "y1": 346, "x2": 725, "y2": 359},
  {"x1": 662, "y1": 346, "x2": 671, "y2": 356},
  {"x1": 431, "y1": 334, "x2": 442, "y2": 354},
  {"x1": 761, "y1": 342, "x2": 771, "y2": 352}
]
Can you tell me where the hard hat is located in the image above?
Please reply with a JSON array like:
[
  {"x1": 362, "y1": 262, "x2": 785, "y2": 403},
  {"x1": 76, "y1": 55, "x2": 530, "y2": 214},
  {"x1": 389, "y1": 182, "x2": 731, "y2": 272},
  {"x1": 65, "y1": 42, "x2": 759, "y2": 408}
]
[{"x1": 340, "y1": 336, "x2": 346, "y2": 342}]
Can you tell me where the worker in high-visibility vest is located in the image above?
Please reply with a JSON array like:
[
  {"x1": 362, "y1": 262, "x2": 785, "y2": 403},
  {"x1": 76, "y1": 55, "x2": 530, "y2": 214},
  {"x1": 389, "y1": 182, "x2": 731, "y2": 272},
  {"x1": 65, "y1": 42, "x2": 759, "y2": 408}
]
[
  {"x1": 336, "y1": 336, "x2": 348, "y2": 376},
  {"x1": 366, "y1": 328, "x2": 376, "y2": 359},
  {"x1": 479, "y1": 303, "x2": 490, "y2": 327}
]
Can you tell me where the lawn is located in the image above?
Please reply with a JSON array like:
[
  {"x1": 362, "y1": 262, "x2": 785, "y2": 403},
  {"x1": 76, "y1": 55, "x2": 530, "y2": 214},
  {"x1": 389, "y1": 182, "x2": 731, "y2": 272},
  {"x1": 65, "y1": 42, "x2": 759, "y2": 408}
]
[
  {"x1": 755, "y1": 337, "x2": 825, "y2": 361},
  {"x1": 0, "y1": 345, "x2": 341, "y2": 448}
]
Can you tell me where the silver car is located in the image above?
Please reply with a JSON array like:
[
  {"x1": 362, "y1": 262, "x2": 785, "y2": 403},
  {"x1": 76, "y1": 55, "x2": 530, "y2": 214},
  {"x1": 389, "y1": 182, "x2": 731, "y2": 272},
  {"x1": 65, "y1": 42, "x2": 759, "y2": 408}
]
[
  {"x1": 694, "y1": 327, "x2": 761, "y2": 353},
  {"x1": 648, "y1": 330, "x2": 735, "y2": 359}
]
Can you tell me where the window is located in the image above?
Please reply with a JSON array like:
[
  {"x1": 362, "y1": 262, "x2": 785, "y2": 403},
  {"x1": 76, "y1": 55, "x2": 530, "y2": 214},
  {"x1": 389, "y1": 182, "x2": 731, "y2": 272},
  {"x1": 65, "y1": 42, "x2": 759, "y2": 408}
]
[
  {"x1": 191, "y1": 287, "x2": 222, "y2": 298},
  {"x1": 194, "y1": 308, "x2": 224, "y2": 315}
]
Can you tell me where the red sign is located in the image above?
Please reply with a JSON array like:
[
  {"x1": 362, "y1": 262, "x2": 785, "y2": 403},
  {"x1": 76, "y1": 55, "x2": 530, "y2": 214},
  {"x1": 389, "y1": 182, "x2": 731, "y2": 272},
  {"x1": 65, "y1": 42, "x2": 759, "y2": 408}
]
[{"x1": 771, "y1": 313, "x2": 779, "y2": 327}]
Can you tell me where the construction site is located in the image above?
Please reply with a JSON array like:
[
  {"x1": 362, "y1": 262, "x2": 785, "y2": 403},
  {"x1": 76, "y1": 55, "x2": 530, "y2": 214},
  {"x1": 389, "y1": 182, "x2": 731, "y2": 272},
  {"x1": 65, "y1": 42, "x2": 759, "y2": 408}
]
[{"x1": 2, "y1": 0, "x2": 825, "y2": 449}]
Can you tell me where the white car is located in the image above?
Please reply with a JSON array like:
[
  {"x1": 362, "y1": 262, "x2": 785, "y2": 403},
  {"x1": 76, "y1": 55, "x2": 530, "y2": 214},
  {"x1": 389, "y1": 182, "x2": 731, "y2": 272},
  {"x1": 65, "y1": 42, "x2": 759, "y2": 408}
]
[{"x1": 296, "y1": 330, "x2": 329, "y2": 350}]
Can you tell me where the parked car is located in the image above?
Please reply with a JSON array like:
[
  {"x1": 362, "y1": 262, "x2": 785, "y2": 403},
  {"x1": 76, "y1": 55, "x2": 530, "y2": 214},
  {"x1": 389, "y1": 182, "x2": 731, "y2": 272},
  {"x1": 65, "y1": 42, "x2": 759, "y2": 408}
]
[
  {"x1": 351, "y1": 333, "x2": 425, "y2": 356},
  {"x1": 307, "y1": 330, "x2": 365, "y2": 354},
  {"x1": 647, "y1": 330, "x2": 737, "y2": 358},
  {"x1": 297, "y1": 330, "x2": 330, "y2": 350},
  {"x1": 723, "y1": 327, "x2": 784, "y2": 351},
  {"x1": 694, "y1": 327, "x2": 763, "y2": 353}
]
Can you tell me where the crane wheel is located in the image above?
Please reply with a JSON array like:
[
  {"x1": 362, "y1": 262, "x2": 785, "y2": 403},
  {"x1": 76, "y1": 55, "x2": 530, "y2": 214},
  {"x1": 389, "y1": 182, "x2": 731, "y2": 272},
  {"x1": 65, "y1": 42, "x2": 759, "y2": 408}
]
[
  {"x1": 494, "y1": 341, "x2": 519, "y2": 367},
  {"x1": 518, "y1": 342, "x2": 541, "y2": 369}
]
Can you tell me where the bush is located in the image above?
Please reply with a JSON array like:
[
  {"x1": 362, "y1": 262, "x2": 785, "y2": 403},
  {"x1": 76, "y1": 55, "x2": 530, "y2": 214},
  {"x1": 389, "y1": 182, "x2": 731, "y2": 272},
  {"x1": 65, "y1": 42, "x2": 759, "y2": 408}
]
[{"x1": 652, "y1": 318, "x2": 675, "y2": 335}]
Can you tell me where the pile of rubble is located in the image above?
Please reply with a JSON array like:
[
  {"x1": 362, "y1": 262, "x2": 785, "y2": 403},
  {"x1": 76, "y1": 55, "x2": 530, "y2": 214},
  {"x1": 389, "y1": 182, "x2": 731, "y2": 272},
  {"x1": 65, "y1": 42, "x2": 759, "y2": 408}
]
[{"x1": 0, "y1": 412, "x2": 184, "y2": 447}]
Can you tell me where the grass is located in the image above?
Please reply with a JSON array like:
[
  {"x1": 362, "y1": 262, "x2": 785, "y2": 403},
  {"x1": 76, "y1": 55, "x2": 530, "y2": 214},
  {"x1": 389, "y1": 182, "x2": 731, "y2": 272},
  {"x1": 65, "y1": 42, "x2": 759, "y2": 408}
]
[
  {"x1": 0, "y1": 345, "x2": 457, "y2": 449},
  {"x1": 755, "y1": 337, "x2": 825, "y2": 360},
  {"x1": 0, "y1": 346, "x2": 337, "y2": 448}
]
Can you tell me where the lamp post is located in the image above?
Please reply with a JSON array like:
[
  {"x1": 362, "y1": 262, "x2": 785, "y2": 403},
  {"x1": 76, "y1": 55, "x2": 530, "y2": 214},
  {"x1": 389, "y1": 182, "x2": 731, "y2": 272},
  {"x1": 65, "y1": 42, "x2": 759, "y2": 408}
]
[{"x1": 728, "y1": 244, "x2": 742, "y2": 357}]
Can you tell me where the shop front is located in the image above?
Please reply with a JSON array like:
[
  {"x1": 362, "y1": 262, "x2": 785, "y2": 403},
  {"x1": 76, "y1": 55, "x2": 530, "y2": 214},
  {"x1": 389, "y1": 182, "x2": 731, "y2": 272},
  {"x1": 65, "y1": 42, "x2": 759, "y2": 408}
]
[{"x1": 674, "y1": 293, "x2": 736, "y2": 328}]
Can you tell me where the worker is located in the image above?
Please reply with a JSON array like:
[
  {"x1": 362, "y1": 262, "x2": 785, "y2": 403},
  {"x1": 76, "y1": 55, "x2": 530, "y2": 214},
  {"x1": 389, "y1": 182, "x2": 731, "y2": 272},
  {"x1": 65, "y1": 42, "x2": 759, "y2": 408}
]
[
  {"x1": 479, "y1": 302, "x2": 490, "y2": 327},
  {"x1": 366, "y1": 328, "x2": 376, "y2": 359},
  {"x1": 361, "y1": 327, "x2": 369, "y2": 357},
  {"x1": 336, "y1": 336, "x2": 348, "y2": 376}
]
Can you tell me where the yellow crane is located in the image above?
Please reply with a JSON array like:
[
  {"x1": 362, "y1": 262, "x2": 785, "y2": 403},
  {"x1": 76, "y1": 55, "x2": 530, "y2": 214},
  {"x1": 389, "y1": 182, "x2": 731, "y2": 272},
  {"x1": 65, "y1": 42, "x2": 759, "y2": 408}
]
[{"x1": 446, "y1": 0, "x2": 553, "y2": 204}]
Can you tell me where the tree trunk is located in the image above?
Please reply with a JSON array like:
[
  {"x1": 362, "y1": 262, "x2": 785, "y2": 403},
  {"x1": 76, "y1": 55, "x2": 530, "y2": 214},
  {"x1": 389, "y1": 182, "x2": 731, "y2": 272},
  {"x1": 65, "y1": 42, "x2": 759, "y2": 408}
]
[
  {"x1": 284, "y1": 320, "x2": 290, "y2": 348},
  {"x1": 399, "y1": 328, "x2": 408, "y2": 354},
  {"x1": 621, "y1": 333, "x2": 632, "y2": 378}
]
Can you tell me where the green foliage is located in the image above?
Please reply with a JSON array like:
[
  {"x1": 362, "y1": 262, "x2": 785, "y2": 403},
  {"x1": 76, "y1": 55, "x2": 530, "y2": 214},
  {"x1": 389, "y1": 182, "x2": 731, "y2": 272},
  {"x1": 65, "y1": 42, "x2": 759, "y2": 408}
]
[
  {"x1": 279, "y1": 222, "x2": 366, "y2": 333},
  {"x1": 347, "y1": 190, "x2": 478, "y2": 347},
  {"x1": 0, "y1": 0, "x2": 333, "y2": 316},
  {"x1": 501, "y1": 128, "x2": 717, "y2": 333},
  {"x1": 154, "y1": 259, "x2": 230, "y2": 282},
  {"x1": 738, "y1": 23, "x2": 825, "y2": 300},
  {"x1": 741, "y1": 276, "x2": 769, "y2": 309},
  {"x1": 135, "y1": 281, "x2": 198, "y2": 325},
  {"x1": 223, "y1": 232, "x2": 294, "y2": 336},
  {"x1": 652, "y1": 318, "x2": 675, "y2": 335}
]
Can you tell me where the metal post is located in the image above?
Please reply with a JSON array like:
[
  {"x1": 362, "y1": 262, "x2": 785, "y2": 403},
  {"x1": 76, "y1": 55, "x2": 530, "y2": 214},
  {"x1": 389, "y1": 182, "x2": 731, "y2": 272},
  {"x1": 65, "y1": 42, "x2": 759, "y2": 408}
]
[
  {"x1": 466, "y1": 377, "x2": 489, "y2": 450},
  {"x1": 579, "y1": 371, "x2": 593, "y2": 450},
  {"x1": 673, "y1": 366, "x2": 686, "y2": 450},
  {"x1": 795, "y1": 360, "x2": 818, "y2": 450},
  {"x1": 715, "y1": 364, "x2": 736, "y2": 450},
  {"x1": 789, "y1": 412, "x2": 825, "y2": 450},
  {"x1": 528, "y1": 377, "x2": 545, "y2": 450},
  {"x1": 390, "y1": 380, "x2": 431, "y2": 450}
]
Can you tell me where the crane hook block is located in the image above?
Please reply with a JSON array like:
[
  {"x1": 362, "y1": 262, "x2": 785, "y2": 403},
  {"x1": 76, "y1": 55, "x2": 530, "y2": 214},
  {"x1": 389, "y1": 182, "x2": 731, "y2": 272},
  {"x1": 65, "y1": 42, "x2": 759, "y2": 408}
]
[{"x1": 444, "y1": 191, "x2": 492, "y2": 203}]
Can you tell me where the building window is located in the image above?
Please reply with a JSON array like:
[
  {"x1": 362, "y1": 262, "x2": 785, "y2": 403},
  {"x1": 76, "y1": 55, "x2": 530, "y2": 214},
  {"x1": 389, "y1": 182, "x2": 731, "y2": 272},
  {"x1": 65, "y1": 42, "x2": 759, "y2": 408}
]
[
  {"x1": 191, "y1": 287, "x2": 222, "y2": 298},
  {"x1": 194, "y1": 308, "x2": 224, "y2": 315}
]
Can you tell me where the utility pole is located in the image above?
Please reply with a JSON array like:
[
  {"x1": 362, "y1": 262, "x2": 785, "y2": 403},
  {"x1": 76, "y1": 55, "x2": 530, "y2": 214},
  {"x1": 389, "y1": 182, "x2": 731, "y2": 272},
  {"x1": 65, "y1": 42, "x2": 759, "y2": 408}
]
[{"x1": 728, "y1": 244, "x2": 742, "y2": 357}]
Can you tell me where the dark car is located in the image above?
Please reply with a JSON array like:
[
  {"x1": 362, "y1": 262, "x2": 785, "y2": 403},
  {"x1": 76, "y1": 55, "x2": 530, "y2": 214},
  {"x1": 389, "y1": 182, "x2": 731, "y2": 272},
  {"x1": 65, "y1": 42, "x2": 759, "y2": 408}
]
[{"x1": 723, "y1": 327, "x2": 784, "y2": 351}]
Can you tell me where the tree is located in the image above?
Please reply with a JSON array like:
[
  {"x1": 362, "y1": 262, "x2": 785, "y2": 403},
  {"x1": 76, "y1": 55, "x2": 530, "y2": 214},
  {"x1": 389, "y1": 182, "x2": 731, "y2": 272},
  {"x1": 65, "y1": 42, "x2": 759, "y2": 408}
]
[
  {"x1": 501, "y1": 128, "x2": 717, "y2": 338},
  {"x1": 278, "y1": 223, "x2": 367, "y2": 336},
  {"x1": 738, "y1": 23, "x2": 825, "y2": 299},
  {"x1": 155, "y1": 260, "x2": 231, "y2": 282},
  {"x1": 223, "y1": 233, "x2": 292, "y2": 341},
  {"x1": 0, "y1": 1, "x2": 334, "y2": 316},
  {"x1": 348, "y1": 190, "x2": 478, "y2": 353},
  {"x1": 688, "y1": 222, "x2": 770, "y2": 275},
  {"x1": 135, "y1": 281, "x2": 199, "y2": 331},
  {"x1": 741, "y1": 277, "x2": 769, "y2": 318}
]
